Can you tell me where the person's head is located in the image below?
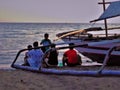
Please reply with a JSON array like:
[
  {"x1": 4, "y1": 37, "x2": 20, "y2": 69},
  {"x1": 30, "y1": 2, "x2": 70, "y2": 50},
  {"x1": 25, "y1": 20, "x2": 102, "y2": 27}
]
[
  {"x1": 51, "y1": 43, "x2": 56, "y2": 48},
  {"x1": 44, "y1": 33, "x2": 49, "y2": 39},
  {"x1": 33, "y1": 41, "x2": 38, "y2": 48},
  {"x1": 69, "y1": 43, "x2": 74, "y2": 49},
  {"x1": 27, "y1": 45, "x2": 32, "y2": 50}
]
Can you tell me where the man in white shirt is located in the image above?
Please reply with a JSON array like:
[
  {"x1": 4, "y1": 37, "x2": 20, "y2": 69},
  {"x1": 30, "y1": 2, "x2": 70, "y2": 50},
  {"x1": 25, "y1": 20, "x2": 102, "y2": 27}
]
[{"x1": 28, "y1": 41, "x2": 44, "y2": 68}]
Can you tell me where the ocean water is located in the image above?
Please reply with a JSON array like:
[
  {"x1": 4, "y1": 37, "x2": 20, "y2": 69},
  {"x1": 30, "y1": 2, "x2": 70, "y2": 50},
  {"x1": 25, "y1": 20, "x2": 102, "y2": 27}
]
[{"x1": 0, "y1": 22, "x2": 120, "y2": 69}]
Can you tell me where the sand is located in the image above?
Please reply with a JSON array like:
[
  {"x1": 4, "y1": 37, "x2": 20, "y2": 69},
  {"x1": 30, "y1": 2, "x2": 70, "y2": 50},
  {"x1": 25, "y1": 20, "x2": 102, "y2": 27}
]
[{"x1": 0, "y1": 66, "x2": 120, "y2": 90}]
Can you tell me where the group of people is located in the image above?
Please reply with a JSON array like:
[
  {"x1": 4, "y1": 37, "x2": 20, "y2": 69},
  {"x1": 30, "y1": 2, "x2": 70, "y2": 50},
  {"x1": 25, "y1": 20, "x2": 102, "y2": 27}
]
[{"x1": 23, "y1": 33, "x2": 82, "y2": 68}]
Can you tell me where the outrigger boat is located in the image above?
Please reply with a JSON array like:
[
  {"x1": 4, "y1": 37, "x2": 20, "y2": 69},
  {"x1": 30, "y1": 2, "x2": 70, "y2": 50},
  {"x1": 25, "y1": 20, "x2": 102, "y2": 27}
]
[
  {"x1": 56, "y1": 27, "x2": 120, "y2": 42},
  {"x1": 11, "y1": 0, "x2": 120, "y2": 76},
  {"x1": 56, "y1": 0, "x2": 120, "y2": 66},
  {"x1": 11, "y1": 42, "x2": 120, "y2": 76}
]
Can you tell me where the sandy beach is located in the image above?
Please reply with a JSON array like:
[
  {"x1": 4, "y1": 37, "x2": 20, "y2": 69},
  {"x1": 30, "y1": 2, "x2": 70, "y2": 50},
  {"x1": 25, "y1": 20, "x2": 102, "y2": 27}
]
[{"x1": 0, "y1": 66, "x2": 120, "y2": 90}]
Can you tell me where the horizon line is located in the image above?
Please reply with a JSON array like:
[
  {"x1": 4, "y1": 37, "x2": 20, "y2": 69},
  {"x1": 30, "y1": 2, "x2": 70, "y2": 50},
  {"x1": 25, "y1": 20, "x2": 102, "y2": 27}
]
[{"x1": 0, "y1": 21, "x2": 119, "y2": 24}]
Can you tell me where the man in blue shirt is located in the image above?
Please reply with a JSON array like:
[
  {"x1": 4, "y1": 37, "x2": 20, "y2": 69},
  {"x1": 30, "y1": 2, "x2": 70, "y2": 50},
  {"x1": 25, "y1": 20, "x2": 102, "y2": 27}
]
[{"x1": 28, "y1": 41, "x2": 44, "y2": 68}]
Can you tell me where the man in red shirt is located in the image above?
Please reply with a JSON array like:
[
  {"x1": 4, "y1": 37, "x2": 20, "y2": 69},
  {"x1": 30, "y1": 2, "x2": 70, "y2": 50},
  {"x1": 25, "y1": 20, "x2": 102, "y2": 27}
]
[{"x1": 62, "y1": 43, "x2": 82, "y2": 66}]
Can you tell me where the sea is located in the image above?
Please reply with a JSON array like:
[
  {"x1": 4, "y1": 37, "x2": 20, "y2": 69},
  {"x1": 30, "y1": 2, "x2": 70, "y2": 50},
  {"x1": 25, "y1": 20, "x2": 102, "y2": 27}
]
[{"x1": 0, "y1": 22, "x2": 120, "y2": 69}]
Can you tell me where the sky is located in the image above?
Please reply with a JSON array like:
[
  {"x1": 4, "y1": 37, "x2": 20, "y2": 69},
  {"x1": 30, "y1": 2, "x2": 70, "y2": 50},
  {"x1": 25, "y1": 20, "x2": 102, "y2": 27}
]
[{"x1": 0, "y1": 0, "x2": 119, "y2": 23}]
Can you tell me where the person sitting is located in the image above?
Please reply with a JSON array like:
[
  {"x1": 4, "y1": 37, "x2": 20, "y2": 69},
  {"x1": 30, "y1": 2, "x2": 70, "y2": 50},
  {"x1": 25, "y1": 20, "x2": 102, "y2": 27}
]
[
  {"x1": 40, "y1": 33, "x2": 52, "y2": 53},
  {"x1": 62, "y1": 43, "x2": 82, "y2": 67},
  {"x1": 22, "y1": 45, "x2": 32, "y2": 66},
  {"x1": 28, "y1": 41, "x2": 44, "y2": 68},
  {"x1": 43, "y1": 43, "x2": 58, "y2": 67}
]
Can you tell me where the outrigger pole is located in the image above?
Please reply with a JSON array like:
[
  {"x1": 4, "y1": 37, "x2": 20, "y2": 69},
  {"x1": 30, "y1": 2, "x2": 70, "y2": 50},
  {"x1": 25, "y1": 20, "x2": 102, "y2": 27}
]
[
  {"x1": 102, "y1": 0, "x2": 108, "y2": 38},
  {"x1": 99, "y1": 0, "x2": 112, "y2": 38},
  {"x1": 91, "y1": 0, "x2": 111, "y2": 38}
]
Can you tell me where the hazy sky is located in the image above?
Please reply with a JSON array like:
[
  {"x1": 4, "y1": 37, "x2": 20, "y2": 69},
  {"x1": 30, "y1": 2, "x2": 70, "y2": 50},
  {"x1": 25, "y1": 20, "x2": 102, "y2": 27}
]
[{"x1": 0, "y1": 0, "x2": 119, "y2": 23}]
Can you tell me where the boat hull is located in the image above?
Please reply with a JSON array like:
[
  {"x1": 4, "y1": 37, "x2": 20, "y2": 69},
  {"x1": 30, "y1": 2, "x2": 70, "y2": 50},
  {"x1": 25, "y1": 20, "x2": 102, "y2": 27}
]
[
  {"x1": 80, "y1": 51, "x2": 120, "y2": 65},
  {"x1": 75, "y1": 44, "x2": 120, "y2": 66}
]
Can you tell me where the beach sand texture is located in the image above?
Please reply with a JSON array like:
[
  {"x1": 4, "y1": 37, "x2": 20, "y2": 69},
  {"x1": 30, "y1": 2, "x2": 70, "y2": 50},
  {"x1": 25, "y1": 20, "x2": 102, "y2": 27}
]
[{"x1": 0, "y1": 66, "x2": 120, "y2": 90}]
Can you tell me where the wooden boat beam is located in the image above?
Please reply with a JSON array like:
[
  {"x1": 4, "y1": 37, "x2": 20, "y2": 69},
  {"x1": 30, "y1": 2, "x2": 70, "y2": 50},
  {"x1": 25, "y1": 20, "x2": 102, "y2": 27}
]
[{"x1": 98, "y1": 2, "x2": 111, "y2": 4}]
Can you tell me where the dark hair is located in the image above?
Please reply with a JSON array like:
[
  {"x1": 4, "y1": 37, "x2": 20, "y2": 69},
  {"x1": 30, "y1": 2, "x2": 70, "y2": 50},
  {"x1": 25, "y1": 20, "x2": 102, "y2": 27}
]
[
  {"x1": 33, "y1": 41, "x2": 38, "y2": 48},
  {"x1": 51, "y1": 43, "x2": 56, "y2": 48},
  {"x1": 44, "y1": 33, "x2": 49, "y2": 37},
  {"x1": 69, "y1": 43, "x2": 74, "y2": 49},
  {"x1": 27, "y1": 45, "x2": 32, "y2": 50}
]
